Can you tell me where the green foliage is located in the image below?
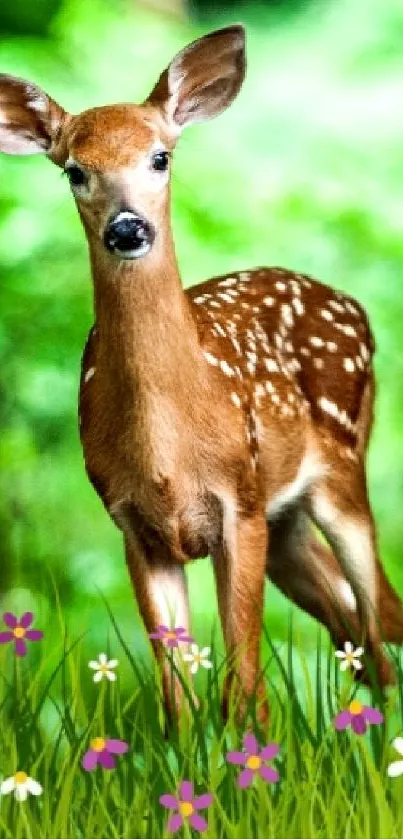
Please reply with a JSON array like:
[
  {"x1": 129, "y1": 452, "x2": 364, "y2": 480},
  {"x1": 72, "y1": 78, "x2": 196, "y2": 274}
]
[
  {"x1": 1, "y1": 0, "x2": 403, "y2": 650},
  {"x1": 0, "y1": 611, "x2": 402, "y2": 838}
]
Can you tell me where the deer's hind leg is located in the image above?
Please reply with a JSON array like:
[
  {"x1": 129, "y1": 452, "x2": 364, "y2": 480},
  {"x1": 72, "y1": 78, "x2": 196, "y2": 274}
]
[
  {"x1": 267, "y1": 505, "x2": 361, "y2": 647},
  {"x1": 267, "y1": 504, "x2": 403, "y2": 651}
]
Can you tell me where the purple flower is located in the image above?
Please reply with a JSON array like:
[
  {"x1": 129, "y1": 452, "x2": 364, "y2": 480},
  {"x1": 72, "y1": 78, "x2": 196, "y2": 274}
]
[
  {"x1": 0, "y1": 613, "x2": 43, "y2": 657},
  {"x1": 148, "y1": 626, "x2": 194, "y2": 648},
  {"x1": 82, "y1": 737, "x2": 129, "y2": 771},
  {"x1": 160, "y1": 780, "x2": 213, "y2": 833},
  {"x1": 226, "y1": 733, "x2": 280, "y2": 788},
  {"x1": 333, "y1": 699, "x2": 384, "y2": 735}
]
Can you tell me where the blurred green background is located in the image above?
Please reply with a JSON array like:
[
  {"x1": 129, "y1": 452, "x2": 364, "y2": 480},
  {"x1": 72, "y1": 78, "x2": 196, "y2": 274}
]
[{"x1": 1, "y1": 0, "x2": 403, "y2": 666}]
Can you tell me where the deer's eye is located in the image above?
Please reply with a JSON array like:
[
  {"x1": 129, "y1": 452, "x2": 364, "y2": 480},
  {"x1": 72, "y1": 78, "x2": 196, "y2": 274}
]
[
  {"x1": 65, "y1": 164, "x2": 86, "y2": 187},
  {"x1": 151, "y1": 151, "x2": 169, "y2": 172}
]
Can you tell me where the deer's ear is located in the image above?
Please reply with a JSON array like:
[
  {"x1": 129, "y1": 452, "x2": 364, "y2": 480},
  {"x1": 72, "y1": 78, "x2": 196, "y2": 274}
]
[
  {"x1": 146, "y1": 25, "x2": 246, "y2": 133},
  {"x1": 0, "y1": 74, "x2": 67, "y2": 160}
]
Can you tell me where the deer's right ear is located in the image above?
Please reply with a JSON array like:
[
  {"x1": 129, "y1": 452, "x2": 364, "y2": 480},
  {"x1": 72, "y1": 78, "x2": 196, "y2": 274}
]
[
  {"x1": 0, "y1": 74, "x2": 67, "y2": 161},
  {"x1": 146, "y1": 25, "x2": 246, "y2": 135}
]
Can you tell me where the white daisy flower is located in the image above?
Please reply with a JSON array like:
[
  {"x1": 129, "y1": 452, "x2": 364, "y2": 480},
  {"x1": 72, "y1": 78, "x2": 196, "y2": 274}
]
[
  {"x1": 388, "y1": 737, "x2": 403, "y2": 778},
  {"x1": 1, "y1": 771, "x2": 42, "y2": 802},
  {"x1": 88, "y1": 652, "x2": 119, "y2": 682},
  {"x1": 334, "y1": 641, "x2": 364, "y2": 672},
  {"x1": 183, "y1": 644, "x2": 212, "y2": 675}
]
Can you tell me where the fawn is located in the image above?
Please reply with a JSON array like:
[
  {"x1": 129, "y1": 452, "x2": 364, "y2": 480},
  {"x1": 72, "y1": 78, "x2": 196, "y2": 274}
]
[{"x1": 1, "y1": 24, "x2": 403, "y2": 728}]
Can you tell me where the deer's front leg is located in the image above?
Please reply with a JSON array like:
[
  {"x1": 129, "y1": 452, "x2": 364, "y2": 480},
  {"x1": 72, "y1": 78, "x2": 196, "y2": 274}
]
[
  {"x1": 213, "y1": 502, "x2": 269, "y2": 729},
  {"x1": 124, "y1": 534, "x2": 191, "y2": 724}
]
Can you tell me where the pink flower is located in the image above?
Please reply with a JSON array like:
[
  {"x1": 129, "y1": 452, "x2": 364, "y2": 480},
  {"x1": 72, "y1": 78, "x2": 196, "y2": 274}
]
[
  {"x1": 148, "y1": 626, "x2": 194, "y2": 648},
  {"x1": 160, "y1": 780, "x2": 213, "y2": 833},
  {"x1": 333, "y1": 699, "x2": 384, "y2": 735},
  {"x1": 82, "y1": 737, "x2": 129, "y2": 771},
  {"x1": 0, "y1": 612, "x2": 43, "y2": 657},
  {"x1": 226, "y1": 733, "x2": 280, "y2": 788}
]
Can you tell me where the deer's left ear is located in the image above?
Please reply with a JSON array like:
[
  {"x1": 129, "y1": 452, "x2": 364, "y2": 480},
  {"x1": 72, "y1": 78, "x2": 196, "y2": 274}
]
[
  {"x1": 146, "y1": 25, "x2": 246, "y2": 134},
  {"x1": 0, "y1": 74, "x2": 68, "y2": 161}
]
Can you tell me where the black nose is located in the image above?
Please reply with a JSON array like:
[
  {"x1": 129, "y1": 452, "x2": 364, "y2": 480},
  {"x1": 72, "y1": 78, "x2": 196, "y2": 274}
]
[{"x1": 104, "y1": 212, "x2": 155, "y2": 258}]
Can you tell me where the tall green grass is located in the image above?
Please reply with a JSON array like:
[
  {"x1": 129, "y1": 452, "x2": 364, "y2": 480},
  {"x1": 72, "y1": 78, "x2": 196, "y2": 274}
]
[{"x1": 1, "y1": 599, "x2": 403, "y2": 838}]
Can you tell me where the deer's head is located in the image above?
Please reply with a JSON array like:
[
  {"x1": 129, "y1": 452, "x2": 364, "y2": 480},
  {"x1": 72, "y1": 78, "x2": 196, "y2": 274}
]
[{"x1": 0, "y1": 26, "x2": 245, "y2": 261}]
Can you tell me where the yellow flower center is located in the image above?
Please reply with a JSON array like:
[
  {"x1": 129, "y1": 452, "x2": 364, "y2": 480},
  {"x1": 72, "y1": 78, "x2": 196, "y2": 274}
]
[
  {"x1": 91, "y1": 737, "x2": 106, "y2": 752},
  {"x1": 194, "y1": 655, "x2": 201, "y2": 663},
  {"x1": 14, "y1": 771, "x2": 28, "y2": 785},
  {"x1": 179, "y1": 801, "x2": 194, "y2": 818},
  {"x1": 13, "y1": 627, "x2": 25, "y2": 639},
  {"x1": 345, "y1": 654, "x2": 354, "y2": 664},
  {"x1": 100, "y1": 664, "x2": 109, "y2": 672},
  {"x1": 165, "y1": 631, "x2": 177, "y2": 640},
  {"x1": 349, "y1": 700, "x2": 363, "y2": 715},
  {"x1": 246, "y1": 755, "x2": 261, "y2": 770}
]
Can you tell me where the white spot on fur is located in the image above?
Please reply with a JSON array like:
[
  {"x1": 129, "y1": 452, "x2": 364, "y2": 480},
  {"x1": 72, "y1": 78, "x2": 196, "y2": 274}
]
[
  {"x1": 292, "y1": 298, "x2": 305, "y2": 316},
  {"x1": 230, "y1": 392, "x2": 241, "y2": 408},
  {"x1": 220, "y1": 360, "x2": 235, "y2": 377},
  {"x1": 344, "y1": 358, "x2": 355, "y2": 372},
  {"x1": 203, "y1": 351, "x2": 218, "y2": 366},
  {"x1": 276, "y1": 281, "x2": 287, "y2": 292},
  {"x1": 321, "y1": 309, "x2": 333, "y2": 321},
  {"x1": 310, "y1": 336, "x2": 324, "y2": 348},
  {"x1": 84, "y1": 366, "x2": 96, "y2": 383}
]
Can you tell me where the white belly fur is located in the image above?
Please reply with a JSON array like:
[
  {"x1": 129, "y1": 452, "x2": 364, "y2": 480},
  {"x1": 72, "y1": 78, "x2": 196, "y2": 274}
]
[{"x1": 266, "y1": 453, "x2": 327, "y2": 520}]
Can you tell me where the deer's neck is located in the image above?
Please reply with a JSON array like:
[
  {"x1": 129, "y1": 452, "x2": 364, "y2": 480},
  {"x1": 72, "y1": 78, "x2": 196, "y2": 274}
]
[{"x1": 90, "y1": 237, "x2": 204, "y2": 402}]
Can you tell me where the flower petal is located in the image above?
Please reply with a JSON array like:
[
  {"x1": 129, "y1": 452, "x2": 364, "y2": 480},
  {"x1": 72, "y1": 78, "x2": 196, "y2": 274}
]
[
  {"x1": 25, "y1": 630, "x2": 43, "y2": 641},
  {"x1": 352, "y1": 659, "x2": 363, "y2": 670},
  {"x1": 177, "y1": 635, "x2": 194, "y2": 644},
  {"x1": 388, "y1": 760, "x2": 403, "y2": 778},
  {"x1": 259, "y1": 765, "x2": 279, "y2": 783},
  {"x1": 193, "y1": 793, "x2": 213, "y2": 809},
  {"x1": 167, "y1": 814, "x2": 183, "y2": 833},
  {"x1": 351, "y1": 714, "x2": 367, "y2": 735},
  {"x1": 260, "y1": 743, "x2": 280, "y2": 760},
  {"x1": 174, "y1": 628, "x2": 187, "y2": 636},
  {"x1": 200, "y1": 659, "x2": 212, "y2": 669},
  {"x1": 106, "y1": 739, "x2": 129, "y2": 754},
  {"x1": 2, "y1": 613, "x2": 17, "y2": 628},
  {"x1": 335, "y1": 651, "x2": 346, "y2": 659},
  {"x1": 179, "y1": 780, "x2": 193, "y2": 802},
  {"x1": 363, "y1": 706, "x2": 384, "y2": 725},
  {"x1": 190, "y1": 644, "x2": 199, "y2": 655},
  {"x1": 19, "y1": 612, "x2": 34, "y2": 629},
  {"x1": 0, "y1": 777, "x2": 15, "y2": 794},
  {"x1": 166, "y1": 638, "x2": 179, "y2": 648},
  {"x1": 238, "y1": 768, "x2": 254, "y2": 788},
  {"x1": 189, "y1": 813, "x2": 208, "y2": 832},
  {"x1": 26, "y1": 778, "x2": 42, "y2": 796},
  {"x1": 0, "y1": 632, "x2": 13, "y2": 643},
  {"x1": 82, "y1": 750, "x2": 98, "y2": 771},
  {"x1": 108, "y1": 659, "x2": 119, "y2": 668},
  {"x1": 149, "y1": 631, "x2": 164, "y2": 640},
  {"x1": 15, "y1": 784, "x2": 27, "y2": 802},
  {"x1": 344, "y1": 641, "x2": 353, "y2": 655},
  {"x1": 98, "y1": 653, "x2": 107, "y2": 665},
  {"x1": 392, "y1": 737, "x2": 403, "y2": 757},
  {"x1": 190, "y1": 662, "x2": 199, "y2": 675},
  {"x1": 93, "y1": 671, "x2": 103, "y2": 683},
  {"x1": 200, "y1": 647, "x2": 211, "y2": 657},
  {"x1": 340, "y1": 660, "x2": 350, "y2": 672},
  {"x1": 226, "y1": 751, "x2": 245, "y2": 765},
  {"x1": 244, "y1": 733, "x2": 258, "y2": 755},
  {"x1": 354, "y1": 647, "x2": 364, "y2": 657},
  {"x1": 88, "y1": 661, "x2": 100, "y2": 669},
  {"x1": 333, "y1": 710, "x2": 352, "y2": 730},
  {"x1": 15, "y1": 638, "x2": 27, "y2": 657},
  {"x1": 159, "y1": 794, "x2": 179, "y2": 809},
  {"x1": 98, "y1": 750, "x2": 116, "y2": 769},
  {"x1": 183, "y1": 654, "x2": 193, "y2": 662},
  {"x1": 106, "y1": 671, "x2": 117, "y2": 681}
]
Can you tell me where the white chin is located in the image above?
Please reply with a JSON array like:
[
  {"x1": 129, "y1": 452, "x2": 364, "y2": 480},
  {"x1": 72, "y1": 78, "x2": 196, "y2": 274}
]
[{"x1": 114, "y1": 242, "x2": 151, "y2": 260}]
